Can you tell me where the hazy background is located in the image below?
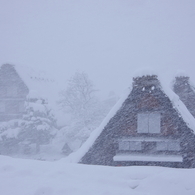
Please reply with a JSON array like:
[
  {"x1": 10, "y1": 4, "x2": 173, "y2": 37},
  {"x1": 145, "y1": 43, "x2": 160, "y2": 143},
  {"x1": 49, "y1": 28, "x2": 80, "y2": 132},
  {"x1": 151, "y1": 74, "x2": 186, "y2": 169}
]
[{"x1": 1, "y1": 0, "x2": 195, "y2": 98}]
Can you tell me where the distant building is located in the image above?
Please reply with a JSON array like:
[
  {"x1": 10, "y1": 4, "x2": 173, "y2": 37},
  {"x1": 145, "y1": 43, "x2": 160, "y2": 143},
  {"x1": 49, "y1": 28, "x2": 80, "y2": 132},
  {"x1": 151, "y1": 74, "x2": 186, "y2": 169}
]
[
  {"x1": 76, "y1": 75, "x2": 195, "y2": 168},
  {"x1": 173, "y1": 76, "x2": 195, "y2": 118},
  {"x1": 0, "y1": 64, "x2": 57, "y2": 122}
]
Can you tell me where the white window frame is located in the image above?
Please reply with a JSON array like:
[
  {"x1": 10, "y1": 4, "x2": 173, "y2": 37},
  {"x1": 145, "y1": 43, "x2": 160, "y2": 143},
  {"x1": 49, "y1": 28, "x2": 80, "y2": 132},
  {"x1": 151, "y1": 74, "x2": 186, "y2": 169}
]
[{"x1": 137, "y1": 112, "x2": 161, "y2": 133}]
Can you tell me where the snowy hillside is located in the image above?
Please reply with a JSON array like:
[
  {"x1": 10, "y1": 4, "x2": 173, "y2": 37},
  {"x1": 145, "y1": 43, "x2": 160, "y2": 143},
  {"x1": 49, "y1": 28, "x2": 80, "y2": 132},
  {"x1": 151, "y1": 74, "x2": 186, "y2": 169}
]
[{"x1": 0, "y1": 155, "x2": 194, "y2": 195}]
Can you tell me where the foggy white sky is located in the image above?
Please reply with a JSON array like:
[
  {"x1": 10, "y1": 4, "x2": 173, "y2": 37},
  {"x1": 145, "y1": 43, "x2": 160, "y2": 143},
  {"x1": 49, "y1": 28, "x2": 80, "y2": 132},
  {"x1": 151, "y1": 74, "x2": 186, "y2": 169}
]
[{"x1": 0, "y1": 0, "x2": 195, "y2": 98}]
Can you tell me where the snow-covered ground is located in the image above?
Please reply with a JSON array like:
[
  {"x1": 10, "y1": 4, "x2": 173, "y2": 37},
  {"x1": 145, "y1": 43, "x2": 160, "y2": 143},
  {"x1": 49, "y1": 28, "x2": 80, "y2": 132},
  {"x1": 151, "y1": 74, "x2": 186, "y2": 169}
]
[{"x1": 0, "y1": 155, "x2": 194, "y2": 195}]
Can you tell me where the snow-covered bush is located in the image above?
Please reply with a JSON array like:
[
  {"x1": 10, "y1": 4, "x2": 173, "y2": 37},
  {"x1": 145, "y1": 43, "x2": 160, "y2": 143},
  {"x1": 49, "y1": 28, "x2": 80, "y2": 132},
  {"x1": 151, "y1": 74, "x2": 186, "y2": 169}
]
[
  {"x1": 18, "y1": 96, "x2": 57, "y2": 153},
  {"x1": 0, "y1": 93, "x2": 58, "y2": 159},
  {"x1": 0, "y1": 120, "x2": 23, "y2": 155}
]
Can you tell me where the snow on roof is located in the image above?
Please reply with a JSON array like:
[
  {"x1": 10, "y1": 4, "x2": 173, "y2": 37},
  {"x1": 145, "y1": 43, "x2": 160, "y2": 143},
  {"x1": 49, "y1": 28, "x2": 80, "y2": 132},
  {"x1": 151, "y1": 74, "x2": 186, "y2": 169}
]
[
  {"x1": 65, "y1": 70, "x2": 195, "y2": 163},
  {"x1": 171, "y1": 71, "x2": 195, "y2": 90},
  {"x1": 159, "y1": 75, "x2": 195, "y2": 133},
  {"x1": 175, "y1": 70, "x2": 189, "y2": 78},
  {"x1": 189, "y1": 79, "x2": 195, "y2": 94},
  {"x1": 14, "y1": 65, "x2": 59, "y2": 106},
  {"x1": 132, "y1": 68, "x2": 158, "y2": 78}
]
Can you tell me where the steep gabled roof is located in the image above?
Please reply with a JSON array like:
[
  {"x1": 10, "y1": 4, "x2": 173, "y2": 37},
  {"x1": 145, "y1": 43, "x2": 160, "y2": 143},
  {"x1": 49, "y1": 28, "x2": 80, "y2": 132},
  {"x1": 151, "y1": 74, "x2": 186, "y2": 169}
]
[{"x1": 65, "y1": 73, "x2": 195, "y2": 163}]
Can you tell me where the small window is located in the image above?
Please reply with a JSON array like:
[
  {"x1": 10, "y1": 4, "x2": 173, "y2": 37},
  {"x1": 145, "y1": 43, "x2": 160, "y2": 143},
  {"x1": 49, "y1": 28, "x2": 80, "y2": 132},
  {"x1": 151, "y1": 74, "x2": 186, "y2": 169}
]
[
  {"x1": 137, "y1": 112, "x2": 161, "y2": 133},
  {"x1": 129, "y1": 141, "x2": 142, "y2": 151},
  {"x1": 118, "y1": 141, "x2": 142, "y2": 151},
  {"x1": 118, "y1": 141, "x2": 129, "y2": 150},
  {"x1": 142, "y1": 142, "x2": 156, "y2": 152},
  {"x1": 167, "y1": 142, "x2": 180, "y2": 151},
  {"x1": 149, "y1": 113, "x2": 161, "y2": 133},
  {"x1": 157, "y1": 142, "x2": 167, "y2": 151},
  {"x1": 137, "y1": 113, "x2": 148, "y2": 133}
]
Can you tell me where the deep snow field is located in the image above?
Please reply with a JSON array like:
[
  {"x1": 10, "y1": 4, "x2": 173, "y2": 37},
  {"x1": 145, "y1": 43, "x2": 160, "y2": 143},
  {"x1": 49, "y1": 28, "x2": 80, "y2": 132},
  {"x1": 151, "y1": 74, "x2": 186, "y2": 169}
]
[{"x1": 0, "y1": 156, "x2": 195, "y2": 195}]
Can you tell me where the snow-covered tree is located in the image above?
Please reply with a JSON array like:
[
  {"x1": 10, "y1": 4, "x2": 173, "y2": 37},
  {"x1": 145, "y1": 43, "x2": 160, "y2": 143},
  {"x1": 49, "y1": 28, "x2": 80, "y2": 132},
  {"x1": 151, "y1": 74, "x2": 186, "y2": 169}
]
[
  {"x1": 58, "y1": 72, "x2": 101, "y2": 127},
  {"x1": 58, "y1": 72, "x2": 109, "y2": 154},
  {"x1": 0, "y1": 94, "x2": 58, "y2": 158},
  {"x1": 59, "y1": 72, "x2": 96, "y2": 117},
  {"x1": 18, "y1": 92, "x2": 57, "y2": 153}
]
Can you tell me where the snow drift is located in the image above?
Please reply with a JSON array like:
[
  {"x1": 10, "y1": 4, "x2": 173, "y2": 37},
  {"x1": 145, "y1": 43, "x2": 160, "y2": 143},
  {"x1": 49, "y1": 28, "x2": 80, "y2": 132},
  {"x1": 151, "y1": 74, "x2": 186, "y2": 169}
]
[{"x1": 0, "y1": 155, "x2": 194, "y2": 195}]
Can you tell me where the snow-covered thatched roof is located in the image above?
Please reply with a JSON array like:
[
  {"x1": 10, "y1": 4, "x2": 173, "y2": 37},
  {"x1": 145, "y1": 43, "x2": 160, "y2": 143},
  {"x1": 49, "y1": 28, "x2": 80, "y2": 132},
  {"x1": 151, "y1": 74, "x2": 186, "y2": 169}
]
[
  {"x1": 15, "y1": 65, "x2": 56, "y2": 96},
  {"x1": 65, "y1": 71, "x2": 195, "y2": 163},
  {"x1": 161, "y1": 81, "x2": 195, "y2": 133},
  {"x1": 1, "y1": 64, "x2": 59, "y2": 107}
]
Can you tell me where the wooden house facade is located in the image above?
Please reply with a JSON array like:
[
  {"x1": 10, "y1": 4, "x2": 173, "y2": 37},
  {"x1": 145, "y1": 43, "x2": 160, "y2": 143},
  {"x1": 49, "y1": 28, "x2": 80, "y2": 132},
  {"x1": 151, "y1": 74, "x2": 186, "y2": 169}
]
[{"x1": 79, "y1": 75, "x2": 195, "y2": 168}]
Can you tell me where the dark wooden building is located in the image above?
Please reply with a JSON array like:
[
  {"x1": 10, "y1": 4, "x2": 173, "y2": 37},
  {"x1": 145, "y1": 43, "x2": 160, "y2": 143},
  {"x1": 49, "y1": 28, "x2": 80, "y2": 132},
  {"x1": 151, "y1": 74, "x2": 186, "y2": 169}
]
[{"x1": 79, "y1": 75, "x2": 195, "y2": 168}]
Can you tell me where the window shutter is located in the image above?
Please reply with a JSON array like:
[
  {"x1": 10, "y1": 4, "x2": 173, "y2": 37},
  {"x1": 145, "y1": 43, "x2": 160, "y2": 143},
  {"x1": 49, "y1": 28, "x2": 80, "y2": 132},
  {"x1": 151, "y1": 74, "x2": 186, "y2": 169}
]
[
  {"x1": 148, "y1": 112, "x2": 160, "y2": 133},
  {"x1": 129, "y1": 141, "x2": 142, "y2": 150},
  {"x1": 157, "y1": 142, "x2": 167, "y2": 151},
  {"x1": 167, "y1": 142, "x2": 180, "y2": 151},
  {"x1": 118, "y1": 141, "x2": 129, "y2": 150},
  {"x1": 137, "y1": 113, "x2": 149, "y2": 133}
]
